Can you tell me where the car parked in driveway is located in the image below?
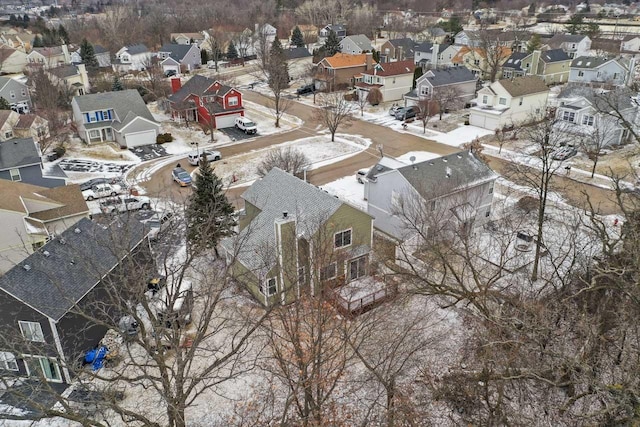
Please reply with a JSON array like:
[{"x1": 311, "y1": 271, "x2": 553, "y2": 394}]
[
  {"x1": 145, "y1": 211, "x2": 175, "y2": 240},
  {"x1": 187, "y1": 150, "x2": 222, "y2": 166},
  {"x1": 552, "y1": 146, "x2": 577, "y2": 161},
  {"x1": 394, "y1": 106, "x2": 418, "y2": 121},
  {"x1": 100, "y1": 196, "x2": 151, "y2": 214},
  {"x1": 356, "y1": 168, "x2": 368, "y2": 184},
  {"x1": 296, "y1": 84, "x2": 315, "y2": 95},
  {"x1": 80, "y1": 177, "x2": 121, "y2": 192},
  {"x1": 172, "y1": 167, "x2": 192, "y2": 186},
  {"x1": 389, "y1": 105, "x2": 402, "y2": 116},
  {"x1": 235, "y1": 117, "x2": 257, "y2": 134},
  {"x1": 82, "y1": 183, "x2": 123, "y2": 201}
]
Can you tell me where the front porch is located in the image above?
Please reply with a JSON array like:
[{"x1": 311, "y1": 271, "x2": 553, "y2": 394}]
[
  {"x1": 326, "y1": 275, "x2": 398, "y2": 317},
  {"x1": 85, "y1": 126, "x2": 114, "y2": 144}
]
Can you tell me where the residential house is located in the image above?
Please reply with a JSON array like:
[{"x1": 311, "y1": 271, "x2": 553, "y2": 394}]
[
  {"x1": 501, "y1": 51, "x2": 528, "y2": 79},
  {"x1": 71, "y1": 90, "x2": 160, "y2": 148},
  {"x1": 70, "y1": 45, "x2": 111, "y2": 68},
  {"x1": 255, "y1": 23, "x2": 277, "y2": 46},
  {"x1": 355, "y1": 59, "x2": 415, "y2": 103},
  {"x1": 339, "y1": 35, "x2": 373, "y2": 55},
  {"x1": 404, "y1": 66, "x2": 477, "y2": 107},
  {"x1": 546, "y1": 34, "x2": 592, "y2": 59},
  {"x1": 318, "y1": 24, "x2": 347, "y2": 42},
  {"x1": 0, "y1": 181, "x2": 89, "y2": 273},
  {"x1": 170, "y1": 32, "x2": 206, "y2": 47},
  {"x1": 380, "y1": 38, "x2": 419, "y2": 62},
  {"x1": 419, "y1": 26, "x2": 447, "y2": 44},
  {"x1": 454, "y1": 29, "x2": 517, "y2": 49},
  {"x1": 0, "y1": 76, "x2": 31, "y2": 109},
  {"x1": 452, "y1": 46, "x2": 512, "y2": 80},
  {"x1": 0, "y1": 30, "x2": 35, "y2": 52},
  {"x1": 0, "y1": 110, "x2": 19, "y2": 141},
  {"x1": 469, "y1": 76, "x2": 549, "y2": 130},
  {"x1": 0, "y1": 47, "x2": 28, "y2": 74},
  {"x1": 221, "y1": 167, "x2": 375, "y2": 307},
  {"x1": 285, "y1": 47, "x2": 312, "y2": 61},
  {"x1": 157, "y1": 43, "x2": 201, "y2": 75},
  {"x1": 620, "y1": 35, "x2": 640, "y2": 54},
  {"x1": 569, "y1": 56, "x2": 628, "y2": 86},
  {"x1": 112, "y1": 44, "x2": 152, "y2": 73},
  {"x1": 0, "y1": 137, "x2": 67, "y2": 187},
  {"x1": 45, "y1": 64, "x2": 90, "y2": 96},
  {"x1": 0, "y1": 110, "x2": 48, "y2": 142},
  {"x1": 555, "y1": 85, "x2": 639, "y2": 147},
  {"x1": 365, "y1": 151, "x2": 497, "y2": 241},
  {"x1": 414, "y1": 42, "x2": 457, "y2": 69},
  {"x1": 0, "y1": 217, "x2": 149, "y2": 384},
  {"x1": 315, "y1": 52, "x2": 376, "y2": 91},
  {"x1": 166, "y1": 75, "x2": 245, "y2": 129},
  {"x1": 520, "y1": 49, "x2": 572, "y2": 84},
  {"x1": 26, "y1": 45, "x2": 71, "y2": 68}
]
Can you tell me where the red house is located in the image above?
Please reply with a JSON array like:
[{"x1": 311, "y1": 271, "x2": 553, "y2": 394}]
[{"x1": 167, "y1": 75, "x2": 245, "y2": 129}]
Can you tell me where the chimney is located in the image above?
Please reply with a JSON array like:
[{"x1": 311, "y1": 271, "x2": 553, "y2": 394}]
[
  {"x1": 77, "y1": 63, "x2": 89, "y2": 92},
  {"x1": 171, "y1": 77, "x2": 182, "y2": 93},
  {"x1": 365, "y1": 52, "x2": 373, "y2": 70},
  {"x1": 397, "y1": 46, "x2": 403, "y2": 61},
  {"x1": 432, "y1": 43, "x2": 440, "y2": 68}
]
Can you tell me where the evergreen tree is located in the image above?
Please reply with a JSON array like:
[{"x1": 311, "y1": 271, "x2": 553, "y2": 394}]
[
  {"x1": 268, "y1": 38, "x2": 290, "y2": 89},
  {"x1": 226, "y1": 40, "x2": 238, "y2": 60},
  {"x1": 412, "y1": 66, "x2": 423, "y2": 89},
  {"x1": 57, "y1": 25, "x2": 69, "y2": 44},
  {"x1": 32, "y1": 35, "x2": 43, "y2": 48},
  {"x1": 0, "y1": 97, "x2": 10, "y2": 110},
  {"x1": 526, "y1": 33, "x2": 542, "y2": 53},
  {"x1": 8, "y1": 15, "x2": 16, "y2": 24},
  {"x1": 80, "y1": 38, "x2": 99, "y2": 68},
  {"x1": 200, "y1": 48, "x2": 209, "y2": 65},
  {"x1": 323, "y1": 30, "x2": 341, "y2": 56},
  {"x1": 371, "y1": 48, "x2": 380, "y2": 63},
  {"x1": 565, "y1": 14, "x2": 584, "y2": 34},
  {"x1": 112, "y1": 75, "x2": 124, "y2": 91},
  {"x1": 23, "y1": 14, "x2": 29, "y2": 24},
  {"x1": 186, "y1": 155, "x2": 236, "y2": 255},
  {"x1": 291, "y1": 26, "x2": 305, "y2": 48}
]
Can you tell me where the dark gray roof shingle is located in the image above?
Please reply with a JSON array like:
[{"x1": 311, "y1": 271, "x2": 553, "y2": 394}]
[
  {"x1": 415, "y1": 42, "x2": 449, "y2": 54},
  {"x1": 47, "y1": 64, "x2": 79, "y2": 79},
  {"x1": 540, "y1": 48, "x2": 570, "y2": 63},
  {"x1": 570, "y1": 56, "x2": 610, "y2": 69},
  {"x1": 158, "y1": 43, "x2": 194, "y2": 62},
  {"x1": 168, "y1": 74, "x2": 216, "y2": 102},
  {"x1": 73, "y1": 90, "x2": 157, "y2": 129},
  {"x1": 418, "y1": 66, "x2": 476, "y2": 87},
  {"x1": 285, "y1": 47, "x2": 311, "y2": 60},
  {"x1": 123, "y1": 44, "x2": 149, "y2": 55},
  {"x1": 0, "y1": 138, "x2": 40, "y2": 171},
  {"x1": 502, "y1": 52, "x2": 528, "y2": 70},
  {"x1": 388, "y1": 38, "x2": 419, "y2": 56}
]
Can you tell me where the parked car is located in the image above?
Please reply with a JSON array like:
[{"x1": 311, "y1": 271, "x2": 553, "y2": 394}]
[
  {"x1": 10, "y1": 102, "x2": 29, "y2": 114},
  {"x1": 82, "y1": 183, "x2": 123, "y2": 201},
  {"x1": 552, "y1": 146, "x2": 577, "y2": 161},
  {"x1": 165, "y1": 70, "x2": 177, "y2": 77},
  {"x1": 145, "y1": 211, "x2": 176, "y2": 240},
  {"x1": 235, "y1": 117, "x2": 257, "y2": 134},
  {"x1": 187, "y1": 150, "x2": 222, "y2": 166},
  {"x1": 389, "y1": 105, "x2": 402, "y2": 116},
  {"x1": 296, "y1": 84, "x2": 315, "y2": 95},
  {"x1": 172, "y1": 167, "x2": 192, "y2": 186},
  {"x1": 394, "y1": 106, "x2": 418, "y2": 121},
  {"x1": 80, "y1": 177, "x2": 121, "y2": 192},
  {"x1": 356, "y1": 168, "x2": 368, "y2": 184},
  {"x1": 100, "y1": 196, "x2": 151, "y2": 214}
]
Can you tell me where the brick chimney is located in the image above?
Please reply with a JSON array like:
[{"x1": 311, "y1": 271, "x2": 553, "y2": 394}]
[
  {"x1": 397, "y1": 46, "x2": 403, "y2": 61},
  {"x1": 365, "y1": 52, "x2": 373, "y2": 70},
  {"x1": 171, "y1": 77, "x2": 182, "y2": 93}
]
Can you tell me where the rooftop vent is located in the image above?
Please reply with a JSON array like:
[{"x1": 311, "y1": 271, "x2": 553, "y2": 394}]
[
  {"x1": 74, "y1": 228, "x2": 81, "y2": 234},
  {"x1": 23, "y1": 264, "x2": 31, "y2": 271},
  {"x1": 376, "y1": 165, "x2": 383, "y2": 171},
  {"x1": 456, "y1": 154, "x2": 463, "y2": 159},
  {"x1": 43, "y1": 251, "x2": 50, "y2": 257},
  {"x1": 442, "y1": 158, "x2": 448, "y2": 162},
  {"x1": 59, "y1": 238, "x2": 66, "y2": 245},
  {"x1": 283, "y1": 212, "x2": 288, "y2": 219}
]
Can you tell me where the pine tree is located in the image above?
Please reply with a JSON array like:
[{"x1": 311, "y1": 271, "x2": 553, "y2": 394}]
[
  {"x1": 526, "y1": 33, "x2": 542, "y2": 53},
  {"x1": 80, "y1": 38, "x2": 99, "y2": 68},
  {"x1": 200, "y1": 48, "x2": 209, "y2": 65},
  {"x1": 0, "y1": 97, "x2": 10, "y2": 110},
  {"x1": 323, "y1": 30, "x2": 341, "y2": 56},
  {"x1": 112, "y1": 75, "x2": 124, "y2": 91},
  {"x1": 32, "y1": 35, "x2": 43, "y2": 48},
  {"x1": 186, "y1": 156, "x2": 236, "y2": 255},
  {"x1": 371, "y1": 48, "x2": 380, "y2": 63},
  {"x1": 226, "y1": 40, "x2": 238, "y2": 60},
  {"x1": 57, "y1": 25, "x2": 69, "y2": 44},
  {"x1": 291, "y1": 26, "x2": 305, "y2": 48},
  {"x1": 565, "y1": 14, "x2": 584, "y2": 34},
  {"x1": 268, "y1": 38, "x2": 289, "y2": 86}
]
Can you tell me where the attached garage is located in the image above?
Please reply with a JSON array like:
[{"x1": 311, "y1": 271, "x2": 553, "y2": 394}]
[
  {"x1": 469, "y1": 111, "x2": 501, "y2": 131},
  {"x1": 215, "y1": 113, "x2": 242, "y2": 129},
  {"x1": 125, "y1": 130, "x2": 158, "y2": 148}
]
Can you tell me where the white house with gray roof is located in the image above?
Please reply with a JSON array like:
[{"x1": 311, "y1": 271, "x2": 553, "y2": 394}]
[
  {"x1": 157, "y1": 43, "x2": 201, "y2": 75},
  {"x1": 112, "y1": 44, "x2": 151, "y2": 73},
  {"x1": 0, "y1": 76, "x2": 31, "y2": 109},
  {"x1": 546, "y1": 34, "x2": 591, "y2": 59},
  {"x1": 569, "y1": 56, "x2": 628, "y2": 86},
  {"x1": 404, "y1": 66, "x2": 477, "y2": 107},
  {"x1": 365, "y1": 151, "x2": 497, "y2": 242},
  {"x1": 71, "y1": 90, "x2": 160, "y2": 148},
  {"x1": 339, "y1": 35, "x2": 373, "y2": 54}
]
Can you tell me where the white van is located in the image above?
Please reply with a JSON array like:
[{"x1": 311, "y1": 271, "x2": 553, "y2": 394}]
[
  {"x1": 234, "y1": 117, "x2": 257, "y2": 134},
  {"x1": 187, "y1": 149, "x2": 222, "y2": 166}
]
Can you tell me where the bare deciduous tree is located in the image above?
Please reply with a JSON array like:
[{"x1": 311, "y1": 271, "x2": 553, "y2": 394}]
[
  {"x1": 315, "y1": 91, "x2": 354, "y2": 142},
  {"x1": 256, "y1": 146, "x2": 309, "y2": 177},
  {"x1": 431, "y1": 85, "x2": 464, "y2": 120}
]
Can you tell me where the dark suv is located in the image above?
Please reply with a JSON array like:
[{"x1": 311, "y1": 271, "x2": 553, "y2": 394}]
[
  {"x1": 296, "y1": 84, "x2": 316, "y2": 95},
  {"x1": 394, "y1": 106, "x2": 418, "y2": 121}
]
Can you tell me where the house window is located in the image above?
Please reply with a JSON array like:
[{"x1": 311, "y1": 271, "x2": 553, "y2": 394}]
[
  {"x1": 582, "y1": 115, "x2": 594, "y2": 126},
  {"x1": 298, "y1": 267, "x2": 305, "y2": 286},
  {"x1": 260, "y1": 278, "x2": 277, "y2": 296},
  {"x1": 320, "y1": 262, "x2": 337, "y2": 281},
  {"x1": 88, "y1": 130, "x2": 100, "y2": 139},
  {"x1": 473, "y1": 59, "x2": 480, "y2": 66},
  {"x1": 485, "y1": 209, "x2": 491, "y2": 217},
  {"x1": 392, "y1": 78, "x2": 396, "y2": 84},
  {"x1": 228, "y1": 96, "x2": 238, "y2": 107},
  {"x1": 596, "y1": 71, "x2": 601, "y2": 78},
  {"x1": 420, "y1": 86, "x2": 430, "y2": 96},
  {"x1": 489, "y1": 185, "x2": 494, "y2": 194},
  {"x1": 24, "y1": 356, "x2": 62, "y2": 382},
  {"x1": 102, "y1": 110, "x2": 111, "y2": 120},
  {"x1": 482, "y1": 95, "x2": 488, "y2": 104},
  {"x1": 9, "y1": 91, "x2": 15, "y2": 99},
  {"x1": 9, "y1": 168, "x2": 21, "y2": 181},
  {"x1": 562, "y1": 111, "x2": 576, "y2": 123},
  {"x1": 5, "y1": 131, "x2": 12, "y2": 139},
  {"x1": 498, "y1": 97, "x2": 506, "y2": 105},
  {"x1": 20, "y1": 89, "x2": 26, "y2": 97},
  {"x1": 503, "y1": 70, "x2": 512, "y2": 78},
  {"x1": 613, "y1": 72, "x2": 619, "y2": 80},
  {"x1": 0, "y1": 352, "x2": 18, "y2": 371},
  {"x1": 334, "y1": 229, "x2": 352, "y2": 248},
  {"x1": 19, "y1": 321, "x2": 44, "y2": 342},
  {"x1": 349, "y1": 256, "x2": 367, "y2": 281},
  {"x1": 519, "y1": 97, "x2": 523, "y2": 106}
]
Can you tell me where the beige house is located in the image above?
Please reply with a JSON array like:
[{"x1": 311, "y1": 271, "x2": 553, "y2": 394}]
[
  {"x1": 0, "y1": 110, "x2": 19, "y2": 141},
  {"x1": 46, "y1": 64, "x2": 90, "y2": 96},
  {"x1": 26, "y1": 45, "x2": 71, "y2": 68},
  {"x1": 0, "y1": 180, "x2": 89, "y2": 274},
  {"x1": 315, "y1": 52, "x2": 376, "y2": 91},
  {"x1": 452, "y1": 46, "x2": 512, "y2": 80},
  {"x1": 469, "y1": 76, "x2": 549, "y2": 130},
  {"x1": 14, "y1": 114, "x2": 49, "y2": 143},
  {"x1": 520, "y1": 49, "x2": 572, "y2": 84},
  {"x1": 355, "y1": 59, "x2": 415, "y2": 103},
  {"x1": 0, "y1": 47, "x2": 28, "y2": 74},
  {"x1": 0, "y1": 29, "x2": 35, "y2": 52}
]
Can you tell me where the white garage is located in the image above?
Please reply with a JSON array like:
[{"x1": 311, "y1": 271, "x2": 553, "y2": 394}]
[
  {"x1": 215, "y1": 113, "x2": 242, "y2": 129},
  {"x1": 124, "y1": 130, "x2": 158, "y2": 148},
  {"x1": 469, "y1": 110, "x2": 501, "y2": 131}
]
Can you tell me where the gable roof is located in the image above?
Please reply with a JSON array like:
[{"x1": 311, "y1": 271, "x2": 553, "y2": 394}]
[
  {"x1": 341, "y1": 34, "x2": 373, "y2": 51},
  {"x1": 73, "y1": 89, "x2": 157, "y2": 129},
  {"x1": 47, "y1": 64, "x2": 79, "y2": 79},
  {"x1": 622, "y1": 35, "x2": 640, "y2": 42},
  {"x1": 158, "y1": 43, "x2": 194, "y2": 62},
  {"x1": 0, "y1": 137, "x2": 40, "y2": 171},
  {"x1": 363, "y1": 59, "x2": 414, "y2": 77},
  {"x1": 0, "y1": 76, "x2": 22, "y2": 90},
  {"x1": 122, "y1": 44, "x2": 148, "y2": 55},
  {"x1": 321, "y1": 53, "x2": 375, "y2": 69},
  {"x1": 570, "y1": 55, "x2": 618, "y2": 69},
  {"x1": 0, "y1": 217, "x2": 147, "y2": 321},
  {"x1": 540, "y1": 48, "x2": 570, "y2": 63},
  {"x1": 93, "y1": 45, "x2": 108, "y2": 55},
  {"x1": 285, "y1": 46, "x2": 312, "y2": 60},
  {"x1": 168, "y1": 74, "x2": 216, "y2": 102},
  {"x1": 387, "y1": 38, "x2": 418, "y2": 56},
  {"x1": 323, "y1": 24, "x2": 346, "y2": 33},
  {"x1": 0, "y1": 46, "x2": 20, "y2": 62},
  {"x1": 170, "y1": 32, "x2": 205, "y2": 41},
  {"x1": 418, "y1": 66, "x2": 476, "y2": 87},
  {"x1": 415, "y1": 42, "x2": 449, "y2": 54},
  {"x1": 14, "y1": 114, "x2": 42, "y2": 129},
  {"x1": 548, "y1": 34, "x2": 588, "y2": 48},
  {"x1": 498, "y1": 76, "x2": 548, "y2": 97},
  {"x1": 502, "y1": 52, "x2": 528, "y2": 70},
  {"x1": 0, "y1": 180, "x2": 88, "y2": 219},
  {"x1": 31, "y1": 46, "x2": 64, "y2": 57},
  {"x1": 0, "y1": 109, "x2": 16, "y2": 128},
  {"x1": 558, "y1": 84, "x2": 635, "y2": 110}
]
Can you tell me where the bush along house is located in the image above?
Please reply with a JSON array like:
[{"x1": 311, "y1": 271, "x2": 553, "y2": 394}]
[{"x1": 165, "y1": 75, "x2": 245, "y2": 129}]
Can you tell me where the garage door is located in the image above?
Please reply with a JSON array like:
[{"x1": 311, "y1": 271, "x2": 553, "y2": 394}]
[
  {"x1": 125, "y1": 130, "x2": 157, "y2": 148},
  {"x1": 469, "y1": 112, "x2": 499, "y2": 130},
  {"x1": 215, "y1": 113, "x2": 241, "y2": 129}
]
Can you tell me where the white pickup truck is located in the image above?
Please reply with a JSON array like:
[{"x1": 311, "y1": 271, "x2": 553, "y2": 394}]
[{"x1": 82, "y1": 183, "x2": 123, "y2": 201}]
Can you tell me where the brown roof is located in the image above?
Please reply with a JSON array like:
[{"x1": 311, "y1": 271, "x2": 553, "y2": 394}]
[
  {"x1": 498, "y1": 76, "x2": 549, "y2": 97},
  {"x1": 321, "y1": 53, "x2": 376, "y2": 69},
  {"x1": 0, "y1": 46, "x2": 18, "y2": 62},
  {"x1": 0, "y1": 110, "x2": 15, "y2": 127},
  {"x1": 0, "y1": 180, "x2": 88, "y2": 221},
  {"x1": 14, "y1": 114, "x2": 38, "y2": 129},
  {"x1": 362, "y1": 60, "x2": 415, "y2": 77}
]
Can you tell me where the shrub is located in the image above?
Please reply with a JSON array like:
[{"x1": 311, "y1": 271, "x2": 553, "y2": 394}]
[
  {"x1": 156, "y1": 134, "x2": 166, "y2": 144},
  {"x1": 517, "y1": 196, "x2": 538, "y2": 213},
  {"x1": 53, "y1": 145, "x2": 66, "y2": 157},
  {"x1": 161, "y1": 133, "x2": 173, "y2": 142}
]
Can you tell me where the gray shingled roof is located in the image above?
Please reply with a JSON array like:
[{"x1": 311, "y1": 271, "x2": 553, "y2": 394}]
[
  {"x1": 0, "y1": 217, "x2": 147, "y2": 321},
  {"x1": 168, "y1": 74, "x2": 215, "y2": 103},
  {"x1": 418, "y1": 66, "x2": 476, "y2": 88},
  {"x1": 548, "y1": 34, "x2": 588, "y2": 48},
  {"x1": 502, "y1": 52, "x2": 527, "y2": 70},
  {"x1": 540, "y1": 48, "x2": 570, "y2": 63},
  {"x1": 158, "y1": 43, "x2": 193, "y2": 62},
  {"x1": 570, "y1": 56, "x2": 610, "y2": 69},
  {"x1": 285, "y1": 47, "x2": 312, "y2": 60},
  {"x1": 498, "y1": 76, "x2": 548, "y2": 97},
  {"x1": 47, "y1": 64, "x2": 79, "y2": 79},
  {"x1": 415, "y1": 42, "x2": 449, "y2": 54},
  {"x1": 93, "y1": 45, "x2": 108, "y2": 55},
  {"x1": 222, "y1": 168, "x2": 349, "y2": 274},
  {"x1": 73, "y1": 90, "x2": 157, "y2": 129},
  {"x1": 124, "y1": 44, "x2": 149, "y2": 55},
  {"x1": 0, "y1": 138, "x2": 41, "y2": 171},
  {"x1": 558, "y1": 84, "x2": 635, "y2": 111},
  {"x1": 341, "y1": 34, "x2": 373, "y2": 51},
  {"x1": 388, "y1": 38, "x2": 419, "y2": 56}
]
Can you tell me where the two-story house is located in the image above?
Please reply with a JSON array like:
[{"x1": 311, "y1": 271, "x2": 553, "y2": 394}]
[
  {"x1": 318, "y1": 24, "x2": 347, "y2": 42},
  {"x1": 355, "y1": 60, "x2": 415, "y2": 103},
  {"x1": 170, "y1": 32, "x2": 206, "y2": 47},
  {"x1": 112, "y1": 44, "x2": 152, "y2": 73},
  {"x1": 414, "y1": 42, "x2": 459, "y2": 69},
  {"x1": 71, "y1": 90, "x2": 160, "y2": 148},
  {"x1": 0, "y1": 217, "x2": 149, "y2": 384},
  {"x1": 0, "y1": 47, "x2": 28, "y2": 74},
  {"x1": 379, "y1": 38, "x2": 419, "y2": 62},
  {"x1": 221, "y1": 167, "x2": 375, "y2": 307},
  {"x1": 520, "y1": 49, "x2": 572, "y2": 84},
  {"x1": 469, "y1": 76, "x2": 549, "y2": 130},
  {"x1": 339, "y1": 35, "x2": 373, "y2": 55},
  {"x1": 45, "y1": 64, "x2": 90, "y2": 96},
  {"x1": 546, "y1": 34, "x2": 592, "y2": 59},
  {"x1": 501, "y1": 52, "x2": 528, "y2": 79},
  {"x1": 70, "y1": 45, "x2": 111, "y2": 68},
  {"x1": 620, "y1": 35, "x2": 640, "y2": 54},
  {"x1": 404, "y1": 66, "x2": 477, "y2": 107},
  {"x1": 0, "y1": 137, "x2": 67, "y2": 188},
  {"x1": 157, "y1": 43, "x2": 201, "y2": 75},
  {"x1": 0, "y1": 181, "x2": 89, "y2": 273},
  {"x1": 555, "y1": 85, "x2": 639, "y2": 147},
  {"x1": 0, "y1": 76, "x2": 32, "y2": 109},
  {"x1": 365, "y1": 151, "x2": 497, "y2": 242},
  {"x1": 166, "y1": 75, "x2": 245, "y2": 128},
  {"x1": 0, "y1": 111, "x2": 48, "y2": 143},
  {"x1": 452, "y1": 46, "x2": 512, "y2": 80},
  {"x1": 26, "y1": 45, "x2": 71, "y2": 69},
  {"x1": 569, "y1": 56, "x2": 628, "y2": 86},
  {"x1": 454, "y1": 30, "x2": 517, "y2": 49},
  {"x1": 315, "y1": 52, "x2": 376, "y2": 91}
]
